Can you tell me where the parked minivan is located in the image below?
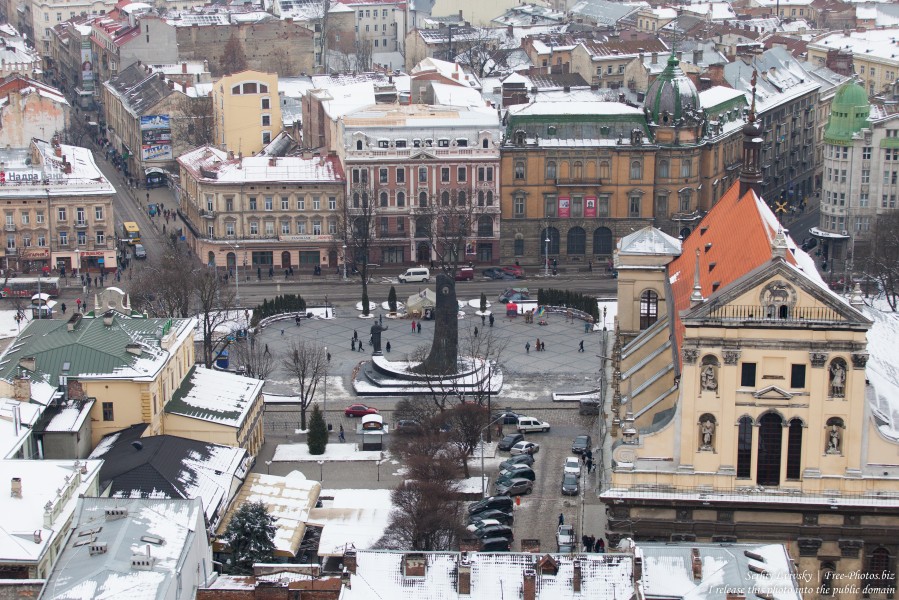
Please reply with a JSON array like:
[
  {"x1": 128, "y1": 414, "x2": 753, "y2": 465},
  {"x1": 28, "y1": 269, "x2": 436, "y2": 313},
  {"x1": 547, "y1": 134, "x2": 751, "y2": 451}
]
[
  {"x1": 516, "y1": 416, "x2": 550, "y2": 433},
  {"x1": 455, "y1": 267, "x2": 474, "y2": 281},
  {"x1": 399, "y1": 267, "x2": 429, "y2": 283}
]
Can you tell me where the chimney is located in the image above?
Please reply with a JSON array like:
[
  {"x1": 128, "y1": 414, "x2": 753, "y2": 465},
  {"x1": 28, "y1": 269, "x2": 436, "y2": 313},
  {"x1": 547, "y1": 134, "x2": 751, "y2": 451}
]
[
  {"x1": 523, "y1": 569, "x2": 537, "y2": 600},
  {"x1": 691, "y1": 548, "x2": 702, "y2": 580},
  {"x1": 10, "y1": 477, "x2": 22, "y2": 498},
  {"x1": 103, "y1": 310, "x2": 114, "y2": 326},
  {"x1": 54, "y1": 144, "x2": 62, "y2": 157},
  {"x1": 125, "y1": 343, "x2": 143, "y2": 356},
  {"x1": 693, "y1": 49, "x2": 703, "y2": 63},
  {"x1": 33, "y1": 530, "x2": 42, "y2": 544},
  {"x1": 651, "y1": 52, "x2": 658, "y2": 64},
  {"x1": 181, "y1": 62, "x2": 187, "y2": 73},
  {"x1": 573, "y1": 560, "x2": 582, "y2": 593},
  {"x1": 13, "y1": 371, "x2": 31, "y2": 402},
  {"x1": 66, "y1": 313, "x2": 83, "y2": 331},
  {"x1": 699, "y1": 77, "x2": 711, "y2": 91},
  {"x1": 63, "y1": 158, "x2": 72, "y2": 175},
  {"x1": 18, "y1": 356, "x2": 36, "y2": 372},
  {"x1": 634, "y1": 554, "x2": 643, "y2": 582},
  {"x1": 268, "y1": 157, "x2": 277, "y2": 167},
  {"x1": 676, "y1": 51, "x2": 683, "y2": 62},
  {"x1": 458, "y1": 558, "x2": 471, "y2": 594},
  {"x1": 344, "y1": 550, "x2": 357, "y2": 574}
]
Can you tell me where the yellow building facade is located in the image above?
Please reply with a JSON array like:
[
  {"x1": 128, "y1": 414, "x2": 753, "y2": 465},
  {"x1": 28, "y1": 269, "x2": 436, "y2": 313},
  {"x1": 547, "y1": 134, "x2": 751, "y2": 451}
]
[{"x1": 213, "y1": 70, "x2": 283, "y2": 155}]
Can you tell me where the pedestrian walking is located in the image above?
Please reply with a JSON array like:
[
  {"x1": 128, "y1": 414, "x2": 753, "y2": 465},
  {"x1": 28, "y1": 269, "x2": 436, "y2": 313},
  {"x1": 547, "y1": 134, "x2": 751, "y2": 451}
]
[
  {"x1": 327, "y1": 352, "x2": 331, "y2": 362},
  {"x1": 525, "y1": 342, "x2": 530, "y2": 353},
  {"x1": 358, "y1": 343, "x2": 364, "y2": 353},
  {"x1": 540, "y1": 341, "x2": 545, "y2": 351},
  {"x1": 338, "y1": 425, "x2": 345, "y2": 442},
  {"x1": 61, "y1": 303, "x2": 67, "y2": 315},
  {"x1": 76, "y1": 298, "x2": 82, "y2": 312},
  {"x1": 385, "y1": 341, "x2": 391, "y2": 353},
  {"x1": 474, "y1": 326, "x2": 479, "y2": 337},
  {"x1": 558, "y1": 513, "x2": 564, "y2": 526},
  {"x1": 280, "y1": 329, "x2": 285, "y2": 336},
  {"x1": 586, "y1": 457, "x2": 593, "y2": 472},
  {"x1": 257, "y1": 267, "x2": 262, "y2": 280},
  {"x1": 489, "y1": 314, "x2": 495, "y2": 327},
  {"x1": 536, "y1": 338, "x2": 541, "y2": 351},
  {"x1": 588, "y1": 535, "x2": 596, "y2": 553},
  {"x1": 353, "y1": 330, "x2": 358, "y2": 341},
  {"x1": 411, "y1": 320, "x2": 416, "y2": 333},
  {"x1": 351, "y1": 339, "x2": 356, "y2": 351},
  {"x1": 579, "y1": 340, "x2": 584, "y2": 352},
  {"x1": 296, "y1": 315, "x2": 301, "y2": 326},
  {"x1": 582, "y1": 535, "x2": 590, "y2": 551},
  {"x1": 417, "y1": 322, "x2": 421, "y2": 334},
  {"x1": 481, "y1": 314, "x2": 486, "y2": 326},
  {"x1": 379, "y1": 314, "x2": 383, "y2": 325},
  {"x1": 597, "y1": 539, "x2": 605, "y2": 553}
]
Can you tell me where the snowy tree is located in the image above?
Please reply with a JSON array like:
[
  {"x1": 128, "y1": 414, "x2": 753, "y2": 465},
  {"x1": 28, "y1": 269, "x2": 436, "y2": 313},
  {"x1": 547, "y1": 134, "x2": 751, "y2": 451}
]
[
  {"x1": 307, "y1": 404, "x2": 328, "y2": 455},
  {"x1": 222, "y1": 501, "x2": 276, "y2": 574}
]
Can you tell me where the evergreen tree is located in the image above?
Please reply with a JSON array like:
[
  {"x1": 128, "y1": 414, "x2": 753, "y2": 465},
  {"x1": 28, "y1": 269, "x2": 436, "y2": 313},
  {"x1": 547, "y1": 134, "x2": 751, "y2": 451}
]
[
  {"x1": 480, "y1": 292, "x2": 487, "y2": 313},
  {"x1": 308, "y1": 404, "x2": 328, "y2": 455},
  {"x1": 222, "y1": 501, "x2": 276, "y2": 574},
  {"x1": 388, "y1": 286, "x2": 398, "y2": 314}
]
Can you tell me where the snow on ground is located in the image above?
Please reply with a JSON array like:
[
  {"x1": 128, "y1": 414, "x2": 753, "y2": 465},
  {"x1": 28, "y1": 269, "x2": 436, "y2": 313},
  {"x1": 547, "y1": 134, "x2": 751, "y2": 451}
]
[
  {"x1": 862, "y1": 298, "x2": 899, "y2": 441},
  {"x1": 457, "y1": 477, "x2": 486, "y2": 495},
  {"x1": 306, "y1": 307, "x2": 335, "y2": 319},
  {"x1": 309, "y1": 489, "x2": 392, "y2": 556},
  {"x1": 272, "y1": 443, "x2": 384, "y2": 462},
  {"x1": 467, "y1": 299, "x2": 491, "y2": 309},
  {"x1": 596, "y1": 299, "x2": 618, "y2": 330},
  {"x1": 195, "y1": 309, "x2": 253, "y2": 337},
  {"x1": 0, "y1": 309, "x2": 25, "y2": 339}
]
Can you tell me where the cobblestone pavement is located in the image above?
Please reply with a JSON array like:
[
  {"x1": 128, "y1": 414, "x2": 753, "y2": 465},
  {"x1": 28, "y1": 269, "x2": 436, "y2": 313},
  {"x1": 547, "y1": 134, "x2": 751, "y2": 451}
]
[{"x1": 253, "y1": 297, "x2": 611, "y2": 552}]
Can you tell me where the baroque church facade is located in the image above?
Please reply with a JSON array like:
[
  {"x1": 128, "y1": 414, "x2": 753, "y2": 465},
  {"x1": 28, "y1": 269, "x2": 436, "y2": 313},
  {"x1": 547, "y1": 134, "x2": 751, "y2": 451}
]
[{"x1": 603, "y1": 86, "x2": 899, "y2": 598}]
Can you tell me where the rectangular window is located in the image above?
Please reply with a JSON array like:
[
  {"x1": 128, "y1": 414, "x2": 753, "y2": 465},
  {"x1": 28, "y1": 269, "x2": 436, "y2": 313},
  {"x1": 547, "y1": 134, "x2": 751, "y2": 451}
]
[
  {"x1": 102, "y1": 402, "x2": 114, "y2": 421},
  {"x1": 380, "y1": 217, "x2": 389, "y2": 235},
  {"x1": 379, "y1": 168, "x2": 388, "y2": 184},
  {"x1": 281, "y1": 221, "x2": 290, "y2": 234},
  {"x1": 790, "y1": 364, "x2": 806, "y2": 388},
  {"x1": 226, "y1": 222, "x2": 235, "y2": 236},
  {"x1": 296, "y1": 221, "x2": 306, "y2": 234},
  {"x1": 262, "y1": 97, "x2": 270, "y2": 109},
  {"x1": 59, "y1": 231, "x2": 67, "y2": 245},
  {"x1": 740, "y1": 363, "x2": 757, "y2": 387},
  {"x1": 281, "y1": 198, "x2": 289, "y2": 210},
  {"x1": 96, "y1": 231, "x2": 105, "y2": 245},
  {"x1": 572, "y1": 196, "x2": 583, "y2": 218},
  {"x1": 862, "y1": 169, "x2": 870, "y2": 184},
  {"x1": 628, "y1": 195, "x2": 641, "y2": 218},
  {"x1": 441, "y1": 167, "x2": 450, "y2": 182},
  {"x1": 249, "y1": 197, "x2": 257, "y2": 210},
  {"x1": 329, "y1": 220, "x2": 337, "y2": 234},
  {"x1": 397, "y1": 217, "x2": 404, "y2": 232},
  {"x1": 329, "y1": 196, "x2": 337, "y2": 210},
  {"x1": 262, "y1": 115, "x2": 270, "y2": 127},
  {"x1": 207, "y1": 224, "x2": 214, "y2": 237},
  {"x1": 264, "y1": 196, "x2": 273, "y2": 211},
  {"x1": 297, "y1": 197, "x2": 305, "y2": 210},
  {"x1": 860, "y1": 192, "x2": 869, "y2": 207},
  {"x1": 514, "y1": 195, "x2": 525, "y2": 217},
  {"x1": 514, "y1": 163, "x2": 524, "y2": 180},
  {"x1": 458, "y1": 167, "x2": 466, "y2": 182},
  {"x1": 265, "y1": 221, "x2": 274, "y2": 236},
  {"x1": 312, "y1": 220, "x2": 322, "y2": 235},
  {"x1": 20, "y1": 212, "x2": 28, "y2": 225},
  {"x1": 36, "y1": 212, "x2": 44, "y2": 224},
  {"x1": 57, "y1": 207, "x2": 66, "y2": 221},
  {"x1": 419, "y1": 167, "x2": 427, "y2": 183},
  {"x1": 250, "y1": 222, "x2": 258, "y2": 235},
  {"x1": 313, "y1": 196, "x2": 321, "y2": 210},
  {"x1": 863, "y1": 146, "x2": 872, "y2": 159},
  {"x1": 545, "y1": 195, "x2": 556, "y2": 217},
  {"x1": 38, "y1": 235, "x2": 45, "y2": 247},
  {"x1": 598, "y1": 195, "x2": 610, "y2": 217},
  {"x1": 680, "y1": 160, "x2": 691, "y2": 178},
  {"x1": 396, "y1": 168, "x2": 405, "y2": 183}
]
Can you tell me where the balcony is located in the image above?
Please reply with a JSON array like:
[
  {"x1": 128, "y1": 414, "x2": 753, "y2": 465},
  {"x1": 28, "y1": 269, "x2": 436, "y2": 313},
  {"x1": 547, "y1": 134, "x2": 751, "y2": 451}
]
[
  {"x1": 4, "y1": 224, "x2": 15, "y2": 232},
  {"x1": 554, "y1": 178, "x2": 604, "y2": 187},
  {"x1": 4, "y1": 247, "x2": 15, "y2": 254},
  {"x1": 703, "y1": 304, "x2": 843, "y2": 324},
  {"x1": 200, "y1": 209, "x2": 216, "y2": 219},
  {"x1": 74, "y1": 220, "x2": 88, "y2": 229}
]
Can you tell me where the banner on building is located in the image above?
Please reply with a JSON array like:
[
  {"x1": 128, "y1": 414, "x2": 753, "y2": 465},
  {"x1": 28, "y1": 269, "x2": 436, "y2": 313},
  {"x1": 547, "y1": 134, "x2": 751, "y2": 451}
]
[
  {"x1": 80, "y1": 40, "x2": 93, "y2": 91},
  {"x1": 140, "y1": 115, "x2": 172, "y2": 161},
  {"x1": 585, "y1": 196, "x2": 597, "y2": 218},
  {"x1": 558, "y1": 196, "x2": 570, "y2": 218}
]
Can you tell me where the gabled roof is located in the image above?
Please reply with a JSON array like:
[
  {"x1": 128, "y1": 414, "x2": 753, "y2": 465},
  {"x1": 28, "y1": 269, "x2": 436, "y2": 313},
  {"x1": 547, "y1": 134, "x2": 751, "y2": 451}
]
[
  {"x1": 91, "y1": 425, "x2": 249, "y2": 524},
  {"x1": 104, "y1": 63, "x2": 180, "y2": 117},
  {"x1": 618, "y1": 226, "x2": 682, "y2": 256}
]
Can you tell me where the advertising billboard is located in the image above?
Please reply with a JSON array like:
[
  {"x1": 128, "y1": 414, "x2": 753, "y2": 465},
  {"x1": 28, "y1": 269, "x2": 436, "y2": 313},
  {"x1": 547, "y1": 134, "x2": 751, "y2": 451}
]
[
  {"x1": 80, "y1": 40, "x2": 93, "y2": 90},
  {"x1": 558, "y1": 196, "x2": 570, "y2": 218},
  {"x1": 140, "y1": 115, "x2": 172, "y2": 161}
]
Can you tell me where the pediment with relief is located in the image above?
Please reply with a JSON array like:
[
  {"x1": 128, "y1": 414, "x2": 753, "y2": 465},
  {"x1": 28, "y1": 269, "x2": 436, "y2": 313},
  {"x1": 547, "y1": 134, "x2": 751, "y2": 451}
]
[
  {"x1": 410, "y1": 150, "x2": 437, "y2": 160},
  {"x1": 753, "y1": 385, "x2": 793, "y2": 400}
]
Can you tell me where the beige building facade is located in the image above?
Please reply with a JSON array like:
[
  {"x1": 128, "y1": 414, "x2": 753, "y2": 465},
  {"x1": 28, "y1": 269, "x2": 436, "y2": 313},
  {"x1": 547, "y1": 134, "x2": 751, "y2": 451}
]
[{"x1": 213, "y1": 70, "x2": 283, "y2": 156}]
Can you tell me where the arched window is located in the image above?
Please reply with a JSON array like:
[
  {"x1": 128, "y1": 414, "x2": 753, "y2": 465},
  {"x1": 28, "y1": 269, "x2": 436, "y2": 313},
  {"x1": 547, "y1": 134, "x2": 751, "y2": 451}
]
[
  {"x1": 593, "y1": 227, "x2": 613, "y2": 255},
  {"x1": 482, "y1": 138, "x2": 489, "y2": 148},
  {"x1": 639, "y1": 290, "x2": 658, "y2": 329},
  {"x1": 478, "y1": 216, "x2": 493, "y2": 237},
  {"x1": 540, "y1": 227, "x2": 560, "y2": 255},
  {"x1": 599, "y1": 161, "x2": 610, "y2": 179},
  {"x1": 458, "y1": 191, "x2": 466, "y2": 206},
  {"x1": 821, "y1": 562, "x2": 836, "y2": 596},
  {"x1": 356, "y1": 140, "x2": 363, "y2": 150},
  {"x1": 397, "y1": 191, "x2": 405, "y2": 207},
  {"x1": 573, "y1": 161, "x2": 583, "y2": 180},
  {"x1": 786, "y1": 418, "x2": 803, "y2": 480},
  {"x1": 441, "y1": 191, "x2": 450, "y2": 206},
  {"x1": 757, "y1": 412, "x2": 784, "y2": 486},
  {"x1": 207, "y1": 251, "x2": 215, "y2": 266},
  {"x1": 546, "y1": 161, "x2": 557, "y2": 179},
  {"x1": 567, "y1": 226, "x2": 586, "y2": 255},
  {"x1": 658, "y1": 159, "x2": 669, "y2": 178},
  {"x1": 630, "y1": 160, "x2": 642, "y2": 180},
  {"x1": 737, "y1": 416, "x2": 753, "y2": 478},
  {"x1": 226, "y1": 252, "x2": 236, "y2": 269},
  {"x1": 865, "y1": 548, "x2": 893, "y2": 595},
  {"x1": 486, "y1": 191, "x2": 493, "y2": 206},
  {"x1": 419, "y1": 192, "x2": 428, "y2": 207},
  {"x1": 380, "y1": 192, "x2": 388, "y2": 207},
  {"x1": 514, "y1": 234, "x2": 524, "y2": 256},
  {"x1": 415, "y1": 216, "x2": 430, "y2": 238},
  {"x1": 353, "y1": 192, "x2": 360, "y2": 208},
  {"x1": 478, "y1": 191, "x2": 485, "y2": 206}
]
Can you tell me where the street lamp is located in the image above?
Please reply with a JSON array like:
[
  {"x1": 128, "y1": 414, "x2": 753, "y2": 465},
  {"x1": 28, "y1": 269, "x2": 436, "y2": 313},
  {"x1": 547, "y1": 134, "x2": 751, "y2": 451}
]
[
  {"x1": 265, "y1": 460, "x2": 272, "y2": 475},
  {"x1": 377, "y1": 459, "x2": 383, "y2": 482},
  {"x1": 480, "y1": 414, "x2": 508, "y2": 498},
  {"x1": 317, "y1": 460, "x2": 324, "y2": 482},
  {"x1": 323, "y1": 346, "x2": 328, "y2": 428},
  {"x1": 544, "y1": 236, "x2": 550, "y2": 276},
  {"x1": 342, "y1": 244, "x2": 347, "y2": 281},
  {"x1": 225, "y1": 241, "x2": 240, "y2": 306}
]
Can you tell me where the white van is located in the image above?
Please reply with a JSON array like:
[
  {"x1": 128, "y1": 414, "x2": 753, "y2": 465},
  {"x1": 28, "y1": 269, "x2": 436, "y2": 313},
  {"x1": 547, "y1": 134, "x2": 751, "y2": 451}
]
[
  {"x1": 517, "y1": 416, "x2": 551, "y2": 433},
  {"x1": 399, "y1": 267, "x2": 430, "y2": 283}
]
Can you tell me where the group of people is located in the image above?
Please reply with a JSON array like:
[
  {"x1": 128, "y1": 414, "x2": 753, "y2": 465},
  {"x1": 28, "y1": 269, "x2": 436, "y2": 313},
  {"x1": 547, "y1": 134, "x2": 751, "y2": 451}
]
[
  {"x1": 581, "y1": 450, "x2": 596, "y2": 473},
  {"x1": 581, "y1": 535, "x2": 605, "y2": 553},
  {"x1": 479, "y1": 314, "x2": 496, "y2": 327},
  {"x1": 410, "y1": 320, "x2": 422, "y2": 334}
]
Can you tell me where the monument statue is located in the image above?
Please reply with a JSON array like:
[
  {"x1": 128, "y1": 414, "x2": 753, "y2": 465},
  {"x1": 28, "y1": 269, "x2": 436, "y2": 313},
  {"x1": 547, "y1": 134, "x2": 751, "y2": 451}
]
[
  {"x1": 700, "y1": 419, "x2": 715, "y2": 451},
  {"x1": 700, "y1": 364, "x2": 718, "y2": 392},
  {"x1": 370, "y1": 322, "x2": 388, "y2": 354},
  {"x1": 827, "y1": 425, "x2": 841, "y2": 454},
  {"x1": 830, "y1": 362, "x2": 846, "y2": 397}
]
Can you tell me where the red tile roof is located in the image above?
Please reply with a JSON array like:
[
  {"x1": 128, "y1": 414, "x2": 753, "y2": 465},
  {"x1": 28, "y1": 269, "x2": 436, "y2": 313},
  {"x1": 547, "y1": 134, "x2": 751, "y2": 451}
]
[{"x1": 667, "y1": 181, "x2": 798, "y2": 357}]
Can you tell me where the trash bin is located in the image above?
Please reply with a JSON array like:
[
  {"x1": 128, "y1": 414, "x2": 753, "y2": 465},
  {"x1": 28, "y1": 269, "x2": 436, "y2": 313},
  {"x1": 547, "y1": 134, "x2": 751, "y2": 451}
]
[{"x1": 328, "y1": 423, "x2": 333, "y2": 431}]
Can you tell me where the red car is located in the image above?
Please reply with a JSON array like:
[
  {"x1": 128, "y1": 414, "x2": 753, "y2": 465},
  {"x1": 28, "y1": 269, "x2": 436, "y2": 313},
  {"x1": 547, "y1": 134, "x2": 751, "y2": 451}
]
[
  {"x1": 344, "y1": 404, "x2": 379, "y2": 417},
  {"x1": 502, "y1": 265, "x2": 525, "y2": 279}
]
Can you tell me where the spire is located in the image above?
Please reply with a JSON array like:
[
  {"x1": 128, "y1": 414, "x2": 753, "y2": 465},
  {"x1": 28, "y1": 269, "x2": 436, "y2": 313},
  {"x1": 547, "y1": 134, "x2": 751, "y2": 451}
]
[
  {"x1": 739, "y1": 69, "x2": 764, "y2": 198},
  {"x1": 771, "y1": 226, "x2": 788, "y2": 260},
  {"x1": 690, "y1": 248, "x2": 704, "y2": 305}
]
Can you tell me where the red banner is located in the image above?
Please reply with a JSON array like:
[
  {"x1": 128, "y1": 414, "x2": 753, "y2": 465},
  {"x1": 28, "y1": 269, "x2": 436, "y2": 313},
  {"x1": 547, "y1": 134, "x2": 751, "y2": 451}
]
[
  {"x1": 585, "y1": 196, "x2": 597, "y2": 218},
  {"x1": 558, "y1": 196, "x2": 570, "y2": 218}
]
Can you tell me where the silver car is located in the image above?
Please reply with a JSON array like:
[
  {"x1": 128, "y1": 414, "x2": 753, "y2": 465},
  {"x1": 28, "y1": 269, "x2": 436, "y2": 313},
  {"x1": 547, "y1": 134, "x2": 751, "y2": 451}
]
[{"x1": 495, "y1": 477, "x2": 534, "y2": 496}]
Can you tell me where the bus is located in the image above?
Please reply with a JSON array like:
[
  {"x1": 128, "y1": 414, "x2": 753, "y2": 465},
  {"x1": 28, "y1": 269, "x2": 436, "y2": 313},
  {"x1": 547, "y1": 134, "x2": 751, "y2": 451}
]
[
  {"x1": 122, "y1": 222, "x2": 141, "y2": 245},
  {"x1": 1, "y1": 277, "x2": 60, "y2": 298}
]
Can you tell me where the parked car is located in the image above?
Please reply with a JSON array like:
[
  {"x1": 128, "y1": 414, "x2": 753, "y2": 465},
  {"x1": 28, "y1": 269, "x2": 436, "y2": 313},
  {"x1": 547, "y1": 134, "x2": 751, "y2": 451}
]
[
  {"x1": 571, "y1": 435, "x2": 592, "y2": 455},
  {"x1": 492, "y1": 411, "x2": 521, "y2": 425},
  {"x1": 473, "y1": 524, "x2": 514, "y2": 540},
  {"x1": 480, "y1": 537, "x2": 511, "y2": 552},
  {"x1": 563, "y1": 456, "x2": 581, "y2": 478},
  {"x1": 510, "y1": 441, "x2": 540, "y2": 456},
  {"x1": 399, "y1": 267, "x2": 429, "y2": 283},
  {"x1": 134, "y1": 244, "x2": 147, "y2": 259},
  {"x1": 394, "y1": 419, "x2": 421, "y2": 434},
  {"x1": 502, "y1": 265, "x2": 525, "y2": 279},
  {"x1": 517, "y1": 417, "x2": 550, "y2": 433},
  {"x1": 557, "y1": 524, "x2": 575, "y2": 546},
  {"x1": 495, "y1": 477, "x2": 534, "y2": 496},
  {"x1": 467, "y1": 509, "x2": 513, "y2": 526},
  {"x1": 561, "y1": 473, "x2": 579, "y2": 496},
  {"x1": 498, "y1": 288, "x2": 530, "y2": 303},
  {"x1": 801, "y1": 237, "x2": 818, "y2": 251},
  {"x1": 498, "y1": 433, "x2": 524, "y2": 451},
  {"x1": 499, "y1": 454, "x2": 534, "y2": 470},
  {"x1": 578, "y1": 398, "x2": 601, "y2": 416},
  {"x1": 455, "y1": 267, "x2": 474, "y2": 281},
  {"x1": 558, "y1": 543, "x2": 576, "y2": 553},
  {"x1": 467, "y1": 518, "x2": 503, "y2": 532},
  {"x1": 498, "y1": 465, "x2": 536, "y2": 481},
  {"x1": 483, "y1": 267, "x2": 515, "y2": 280},
  {"x1": 468, "y1": 496, "x2": 514, "y2": 515},
  {"x1": 344, "y1": 403, "x2": 379, "y2": 417}
]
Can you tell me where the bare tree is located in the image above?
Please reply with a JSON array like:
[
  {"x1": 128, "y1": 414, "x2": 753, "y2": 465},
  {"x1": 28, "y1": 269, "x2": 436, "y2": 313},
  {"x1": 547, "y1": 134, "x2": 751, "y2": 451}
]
[
  {"x1": 271, "y1": 47, "x2": 295, "y2": 76},
  {"x1": 862, "y1": 211, "x2": 899, "y2": 310},
  {"x1": 170, "y1": 95, "x2": 214, "y2": 150},
  {"x1": 231, "y1": 336, "x2": 275, "y2": 380},
  {"x1": 459, "y1": 326, "x2": 507, "y2": 441},
  {"x1": 221, "y1": 35, "x2": 249, "y2": 75},
  {"x1": 443, "y1": 402, "x2": 488, "y2": 478},
  {"x1": 452, "y1": 27, "x2": 520, "y2": 78},
  {"x1": 378, "y1": 479, "x2": 465, "y2": 550},
  {"x1": 405, "y1": 344, "x2": 462, "y2": 412},
  {"x1": 342, "y1": 179, "x2": 378, "y2": 316},
  {"x1": 194, "y1": 269, "x2": 237, "y2": 368},
  {"x1": 281, "y1": 340, "x2": 328, "y2": 430},
  {"x1": 129, "y1": 241, "x2": 197, "y2": 318},
  {"x1": 319, "y1": 0, "x2": 332, "y2": 72}
]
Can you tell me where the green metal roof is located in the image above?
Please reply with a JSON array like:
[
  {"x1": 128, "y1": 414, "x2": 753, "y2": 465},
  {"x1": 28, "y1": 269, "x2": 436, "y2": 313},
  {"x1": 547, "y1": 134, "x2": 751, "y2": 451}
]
[
  {"x1": 0, "y1": 315, "x2": 191, "y2": 386},
  {"x1": 824, "y1": 83, "x2": 870, "y2": 144},
  {"x1": 644, "y1": 55, "x2": 700, "y2": 125}
]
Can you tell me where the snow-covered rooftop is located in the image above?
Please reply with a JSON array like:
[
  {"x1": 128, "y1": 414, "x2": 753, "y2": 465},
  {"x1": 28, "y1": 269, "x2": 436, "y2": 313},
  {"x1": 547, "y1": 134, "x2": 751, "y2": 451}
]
[
  {"x1": 177, "y1": 145, "x2": 345, "y2": 184},
  {"x1": 699, "y1": 86, "x2": 745, "y2": 109},
  {"x1": 508, "y1": 101, "x2": 643, "y2": 118},
  {"x1": 862, "y1": 299, "x2": 899, "y2": 443},
  {"x1": 0, "y1": 139, "x2": 115, "y2": 198},
  {"x1": 43, "y1": 399, "x2": 93, "y2": 433},
  {"x1": 308, "y1": 488, "x2": 392, "y2": 556},
  {"x1": 808, "y1": 27, "x2": 899, "y2": 64},
  {"x1": 0, "y1": 400, "x2": 42, "y2": 459},
  {"x1": 618, "y1": 226, "x2": 682, "y2": 256},
  {"x1": 165, "y1": 366, "x2": 263, "y2": 428}
]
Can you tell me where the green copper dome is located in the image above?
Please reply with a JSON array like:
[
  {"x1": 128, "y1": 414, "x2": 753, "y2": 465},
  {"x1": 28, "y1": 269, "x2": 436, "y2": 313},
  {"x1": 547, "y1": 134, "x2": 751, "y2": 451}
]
[
  {"x1": 644, "y1": 55, "x2": 700, "y2": 126},
  {"x1": 824, "y1": 83, "x2": 870, "y2": 144}
]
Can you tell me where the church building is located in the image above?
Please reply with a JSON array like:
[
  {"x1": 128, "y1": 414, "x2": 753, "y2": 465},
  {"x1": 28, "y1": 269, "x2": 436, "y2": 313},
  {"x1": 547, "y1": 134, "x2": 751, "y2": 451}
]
[{"x1": 603, "y1": 78, "x2": 899, "y2": 599}]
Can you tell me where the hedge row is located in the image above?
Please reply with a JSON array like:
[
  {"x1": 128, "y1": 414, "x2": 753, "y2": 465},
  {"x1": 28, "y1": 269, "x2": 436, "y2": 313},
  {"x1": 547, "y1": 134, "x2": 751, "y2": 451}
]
[
  {"x1": 536, "y1": 288, "x2": 600, "y2": 321},
  {"x1": 251, "y1": 294, "x2": 306, "y2": 326}
]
